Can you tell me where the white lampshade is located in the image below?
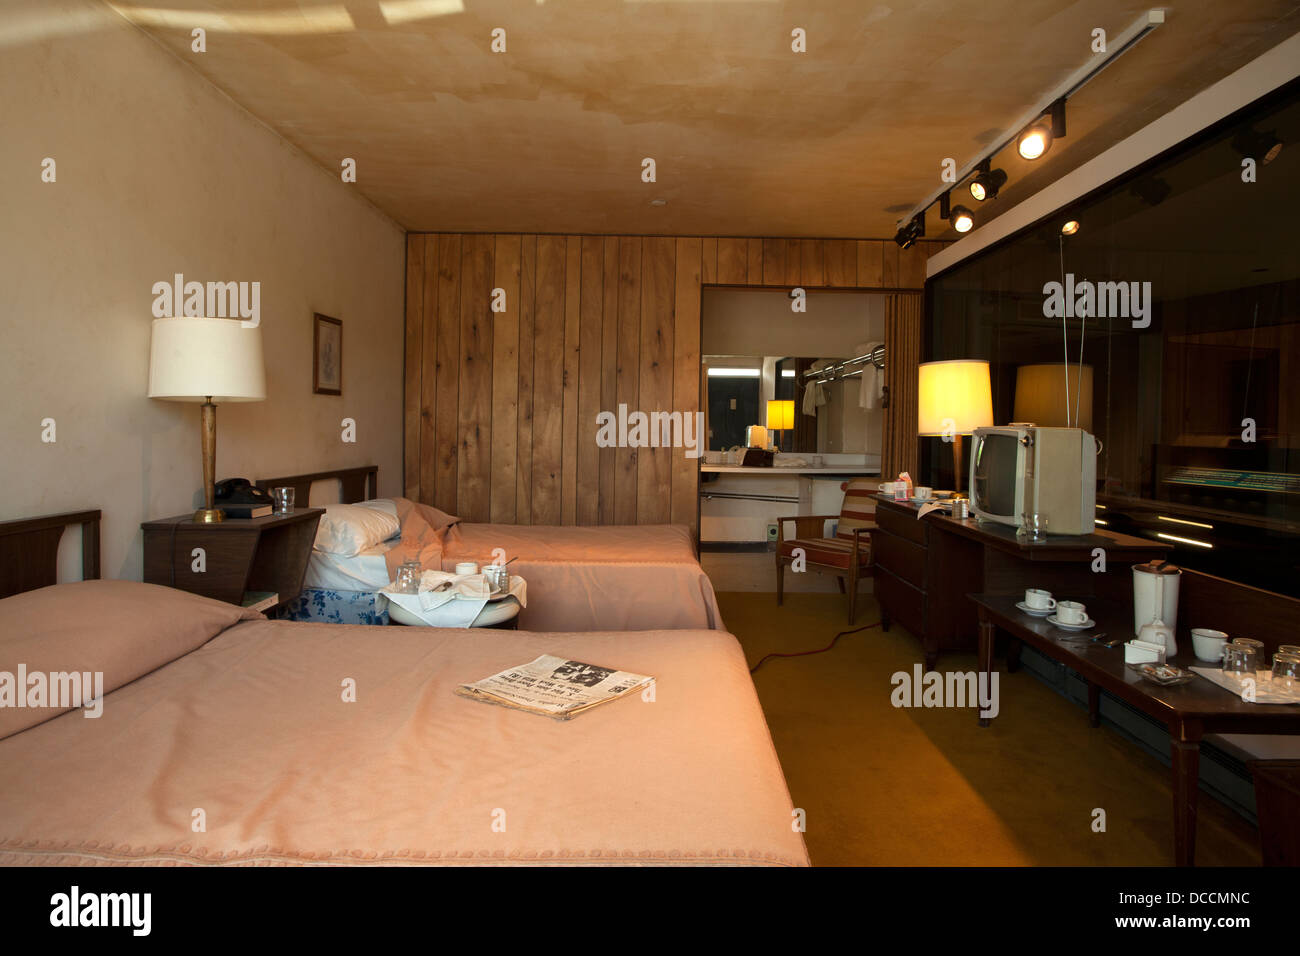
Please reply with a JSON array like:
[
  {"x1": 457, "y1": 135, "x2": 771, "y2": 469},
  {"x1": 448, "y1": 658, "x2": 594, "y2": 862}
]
[
  {"x1": 917, "y1": 360, "x2": 994, "y2": 436},
  {"x1": 148, "y1": 317, "x2": 266, "y2": 402},
  {"x1": 1014, "y1": 364, "x2": 1093, "y2": 431}
]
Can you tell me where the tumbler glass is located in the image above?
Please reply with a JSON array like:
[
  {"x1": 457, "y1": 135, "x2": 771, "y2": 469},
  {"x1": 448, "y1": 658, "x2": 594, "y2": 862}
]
[
  {"x1": 271, "y1": 486, "x2": 295, "y2": 515},
  {"x1": 1271, "y1": 653, "x2": 1300, "y2": 692},
  {"x1": 1221, "y1": 644, "x2": 1257, "y2": 678}
]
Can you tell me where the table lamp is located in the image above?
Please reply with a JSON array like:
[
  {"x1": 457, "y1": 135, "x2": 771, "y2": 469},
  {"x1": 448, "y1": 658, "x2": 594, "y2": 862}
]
[
  {"x1": 767, "y1": 399, "x2": 794, "y2": 451},
  {"x1": 918, "y1": 360, "x2": 993, "y2": 494},
  {"x1": 148, "y1": 317, "x2": 266, "y2": 522},
  {"x1": 1013, "y1": 363, "x2": 1093, "y2": 431}
]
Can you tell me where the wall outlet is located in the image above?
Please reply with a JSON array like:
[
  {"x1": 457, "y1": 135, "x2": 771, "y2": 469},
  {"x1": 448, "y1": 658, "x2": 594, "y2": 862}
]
[{"x1": 766, "y1": 523, "x2": 778, "y2": 542}]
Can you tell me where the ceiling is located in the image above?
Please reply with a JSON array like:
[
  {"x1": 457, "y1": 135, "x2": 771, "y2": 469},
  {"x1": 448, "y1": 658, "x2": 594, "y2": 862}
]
[{"x1": 100, "y1": 0, "x2": 1300, "y2": 237}]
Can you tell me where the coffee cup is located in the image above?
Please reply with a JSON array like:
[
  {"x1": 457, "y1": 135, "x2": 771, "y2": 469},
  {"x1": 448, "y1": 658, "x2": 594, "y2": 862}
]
[
  {"x1": 914, "y1": 486, "x2": 933, "y2": 501},
  {"x1": 1056, "y1": 600, "x2": 1088, "y2": 625},
  {"x1": 1024, "y1": 588, "x2": 1056, "y2": 610},
  {"x1": 1190, "y1": 628, "x2": 1228, "y2": 663}
]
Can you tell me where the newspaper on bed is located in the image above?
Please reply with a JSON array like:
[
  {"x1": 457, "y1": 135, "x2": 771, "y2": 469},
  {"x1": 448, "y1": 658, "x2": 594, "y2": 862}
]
[{"x1": 456, "y1": 654, "x2": 654, "y2": 720}]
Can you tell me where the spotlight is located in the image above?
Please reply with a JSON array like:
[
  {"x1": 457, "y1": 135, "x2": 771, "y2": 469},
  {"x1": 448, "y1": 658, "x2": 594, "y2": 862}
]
[
  {"x1": 1061, "y1": 220, "x2": 1080, "y2": 236},
  {"x1": 1232, "y1": 127, "x2": 1283, "y2": 165},
  {"x1": 1017, "y1": 124, "x2": 1051, "y2": 160},
  {"x1": 1017, "y1": 98, "x2": 1066, "y2": 161},
  {"x1": 968, "y1": 162, "x2": 1007, "y2": 201},
  {"x1": 894, "y1": 212, "x2": 924, "y2": 249},
  {"x1": 939, "y1": 192, "x2": 974, "y2": 235}
]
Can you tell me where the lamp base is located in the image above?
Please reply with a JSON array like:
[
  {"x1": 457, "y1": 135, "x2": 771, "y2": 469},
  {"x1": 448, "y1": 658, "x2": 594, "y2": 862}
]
[{"x1": 193, "y1": 507, "x2": 225, "y2": 524}]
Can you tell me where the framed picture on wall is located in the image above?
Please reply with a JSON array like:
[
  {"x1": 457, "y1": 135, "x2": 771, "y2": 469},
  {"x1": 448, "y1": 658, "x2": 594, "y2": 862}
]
[{"x1": 313, "y1": 313, "x2": 342, "y2": 395}]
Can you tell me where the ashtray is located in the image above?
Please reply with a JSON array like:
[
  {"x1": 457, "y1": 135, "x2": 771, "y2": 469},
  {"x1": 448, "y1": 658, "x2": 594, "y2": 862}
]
[{"x1": 1127, "y1": 662, "x2": 1194, "y2": 686}]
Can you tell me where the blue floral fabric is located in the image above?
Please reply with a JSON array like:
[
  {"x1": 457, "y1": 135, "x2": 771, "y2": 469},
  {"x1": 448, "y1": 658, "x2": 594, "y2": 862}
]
[{"x1": 277, "y1": 588, "x2": 389, "y2": 626}]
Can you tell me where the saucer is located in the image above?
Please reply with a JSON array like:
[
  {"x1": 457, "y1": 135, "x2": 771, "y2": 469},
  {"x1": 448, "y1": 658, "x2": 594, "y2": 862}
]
[
  {"x1": 1047, "y1": 614, "x2": 1095, "y2": 631},
  {"x1": 1015, "y1": 601, "x2": 1053, "y2": 617}
]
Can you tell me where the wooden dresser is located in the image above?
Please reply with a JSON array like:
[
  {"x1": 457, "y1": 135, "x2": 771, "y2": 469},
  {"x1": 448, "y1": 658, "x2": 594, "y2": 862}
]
[{"x1": 871, "y1": 495, "x2": 1169, "y2": 670}]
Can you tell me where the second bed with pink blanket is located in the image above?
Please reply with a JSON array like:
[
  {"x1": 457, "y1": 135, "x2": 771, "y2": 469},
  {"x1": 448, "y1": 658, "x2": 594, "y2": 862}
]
[{"x1": 438, "y1": 521, "x2": 721, "y2": 632}]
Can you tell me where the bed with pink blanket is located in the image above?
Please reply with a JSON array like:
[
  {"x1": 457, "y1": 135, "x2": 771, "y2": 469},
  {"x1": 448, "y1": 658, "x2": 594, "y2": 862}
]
[
  {"x1": 270, "y1": 467, "x2": 720, "y2": 632},
  {"x1": 0, "y1": 513, "x2": 807, "y2": 867}
]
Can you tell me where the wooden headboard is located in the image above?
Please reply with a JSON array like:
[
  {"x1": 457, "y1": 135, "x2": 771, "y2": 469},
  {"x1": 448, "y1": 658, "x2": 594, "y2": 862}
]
[
  {"x1": 0, "y1": 511, "x2": 101, "y2": 599},
  {"x1": 255, "y1": 465, "x2": 378, "y2": 506}
]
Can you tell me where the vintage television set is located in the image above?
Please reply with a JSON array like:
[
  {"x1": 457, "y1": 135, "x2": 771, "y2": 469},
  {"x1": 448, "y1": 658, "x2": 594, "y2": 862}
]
[{"x1": 969, "y1": 425, "x2": 1098, "y2": 535}]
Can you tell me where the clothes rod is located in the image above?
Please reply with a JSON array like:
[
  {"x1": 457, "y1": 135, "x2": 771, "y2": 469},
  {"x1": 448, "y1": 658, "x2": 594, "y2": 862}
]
[{"x1": 803, "y1": 345, "x2": 885, "y2": 384}]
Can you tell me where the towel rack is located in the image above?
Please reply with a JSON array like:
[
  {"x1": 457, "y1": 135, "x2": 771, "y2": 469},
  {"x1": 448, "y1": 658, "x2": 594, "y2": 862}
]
[{"x1": 802, "y1": 346, "x2": 885, "y2": 386}]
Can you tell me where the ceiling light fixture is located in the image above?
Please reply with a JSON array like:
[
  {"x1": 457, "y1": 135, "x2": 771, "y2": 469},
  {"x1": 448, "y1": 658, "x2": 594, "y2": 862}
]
[
  {"x1": 1017, "y1": 98, "x2": 1067, "y2": 161},
  {"x1": 894, "y1": 212, "x2": 924, "y2": 249},
  {"x1": 895, "y1": 9, "x2": 1163, "y2": 235},
  {"x1": 968, "y1": 161, "x2": 1008, "y2": 201},
  {"x1": 1231, "y1": 127, "x2": 1283, "y2": 165},
  {"x1": 939, "y1": 192, "x2": 975, "y2": 235}
]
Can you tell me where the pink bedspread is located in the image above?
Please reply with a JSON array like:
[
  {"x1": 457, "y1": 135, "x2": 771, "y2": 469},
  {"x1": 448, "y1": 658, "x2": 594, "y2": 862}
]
[
  {"x1": 439, "y1": 522, "x2": 722, "y2": 632},
  {"x1": 0, "y1": 619, "x2": 808, "y2": 866}
]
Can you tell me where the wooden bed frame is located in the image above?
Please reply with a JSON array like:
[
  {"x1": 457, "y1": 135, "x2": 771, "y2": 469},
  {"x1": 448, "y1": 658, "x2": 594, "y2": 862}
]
[
  {"x1": 256, "y1": 465, "x2": 377, "y2": 507},
  {"x1": 0, "y1": 510, "x2": 101, "y2": 599}
]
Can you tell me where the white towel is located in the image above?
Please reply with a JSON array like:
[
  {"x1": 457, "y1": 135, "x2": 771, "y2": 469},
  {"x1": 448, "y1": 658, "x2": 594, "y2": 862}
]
[
  {"x1": 854, "y1": 341, "x2": 884, "y2": 409},
  {"x1": 802, "y1": 359, "x2": 835, "y2": 416}
]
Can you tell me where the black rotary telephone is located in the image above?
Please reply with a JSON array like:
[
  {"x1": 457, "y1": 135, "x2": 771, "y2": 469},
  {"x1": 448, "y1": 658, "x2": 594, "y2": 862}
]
[{"x1": 213, "y1": 477, "x2": 274, "y2": 505}]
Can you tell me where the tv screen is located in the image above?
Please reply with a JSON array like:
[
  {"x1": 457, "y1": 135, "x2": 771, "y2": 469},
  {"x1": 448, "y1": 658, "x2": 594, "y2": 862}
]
[{"x1": 973, "y1": 433, "x2": 1019, "y2": 517}]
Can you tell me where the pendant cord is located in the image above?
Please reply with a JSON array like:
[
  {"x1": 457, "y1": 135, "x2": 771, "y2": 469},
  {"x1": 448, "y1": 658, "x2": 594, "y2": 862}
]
[
  {"x1": 1241, "y1": 302, "x2": 1259, "y2": 423},
  {"x1": 1059, "y1": 235, "x2": 1071, "y2": 425}
]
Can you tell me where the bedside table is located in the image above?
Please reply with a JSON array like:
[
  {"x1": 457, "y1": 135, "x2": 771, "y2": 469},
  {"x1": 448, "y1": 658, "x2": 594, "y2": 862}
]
[{"x1": 142, "y1": 508, "x2": 324, "y2": 612}]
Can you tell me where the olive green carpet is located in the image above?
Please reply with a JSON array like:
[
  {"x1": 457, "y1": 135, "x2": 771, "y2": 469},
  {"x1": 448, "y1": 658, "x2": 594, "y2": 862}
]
[{"x1": 718, "y1": 591, "x2": 1259, "y2": 866}]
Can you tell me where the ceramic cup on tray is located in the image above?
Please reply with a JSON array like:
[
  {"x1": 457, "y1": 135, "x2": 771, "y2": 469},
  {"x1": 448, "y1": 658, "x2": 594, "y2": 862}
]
[
  {"x1": 1190, "y1": 628, "x2": 1228, "y2": 663},
  {"x1": 1056, "y1": 601, "x2": 1088, "y2": 626},
  {"x1": 1024, "y1": 588, "x2": 1056, "y2": 611}
]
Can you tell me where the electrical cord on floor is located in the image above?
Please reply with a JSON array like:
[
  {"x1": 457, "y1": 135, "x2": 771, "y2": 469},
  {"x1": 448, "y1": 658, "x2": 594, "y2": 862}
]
[{"x1": 749, "y1": 620, "x2": 881, "y2": 674}]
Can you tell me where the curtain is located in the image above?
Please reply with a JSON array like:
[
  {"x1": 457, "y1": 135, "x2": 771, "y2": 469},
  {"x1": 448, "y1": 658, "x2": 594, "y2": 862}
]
[{"x1": 881, "y1": 292, "x2": 922, "y2": 480}]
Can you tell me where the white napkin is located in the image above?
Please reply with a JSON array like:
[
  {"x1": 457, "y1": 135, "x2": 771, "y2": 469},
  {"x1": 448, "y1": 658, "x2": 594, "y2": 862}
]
[{"x1": 415, "y1": 570, "x2": 490, "y2": 611}]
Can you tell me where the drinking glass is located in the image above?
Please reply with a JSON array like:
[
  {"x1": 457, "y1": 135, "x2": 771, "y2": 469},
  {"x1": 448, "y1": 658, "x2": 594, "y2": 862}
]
[
  {"x1": 1271, "y1": 653, "x2": 1300, "y2": 692},
  {"x1": 395, "y1": 561, "x2": 422, "y2": 594},
  {"x1": 1017, "y1": 513, "x2": 1049, "y2": 542},
  {"x1": 271, "y1": 486, "x2": 295, "y2": 515},
  {"x1": 1232, "y1": 637, "x2": 1266, "y2": 666},
  {"x1": 1222, "y1": 644, "x2": 1257, "y2": 678}
]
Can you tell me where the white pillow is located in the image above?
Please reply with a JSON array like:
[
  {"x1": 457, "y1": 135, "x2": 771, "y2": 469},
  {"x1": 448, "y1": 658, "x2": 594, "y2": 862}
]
[{"x1": 314, "y1": 501, "x2": 401, "y2": 557}]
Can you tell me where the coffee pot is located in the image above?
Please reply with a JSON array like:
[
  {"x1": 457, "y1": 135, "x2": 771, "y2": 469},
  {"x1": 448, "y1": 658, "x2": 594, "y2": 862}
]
[{"x1": 1133, "y1": 559, "x2": 1180, "y2": 655}]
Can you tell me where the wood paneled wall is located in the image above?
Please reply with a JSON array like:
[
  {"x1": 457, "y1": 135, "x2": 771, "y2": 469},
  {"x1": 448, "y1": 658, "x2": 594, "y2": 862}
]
[{"x1": 404, "y1": 234, "x2": 947, "y2": 533}]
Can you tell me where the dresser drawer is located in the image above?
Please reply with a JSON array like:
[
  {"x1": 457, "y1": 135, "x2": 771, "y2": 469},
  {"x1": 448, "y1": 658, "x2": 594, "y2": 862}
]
[
  {"x1": 875, "y1": 499, "x2": 928, "y2": 546},
  {"x1": 872, "y1": 530, "x2": 926, "y2": 590},
  {"x1": 875, "y1": 566, "x2": 925, "y2": 637}
]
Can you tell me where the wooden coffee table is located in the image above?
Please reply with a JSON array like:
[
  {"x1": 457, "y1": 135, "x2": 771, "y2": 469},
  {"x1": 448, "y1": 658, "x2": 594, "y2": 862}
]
[{"x1": 971, "y1": 592, "x2": 1300, "y2": 866}]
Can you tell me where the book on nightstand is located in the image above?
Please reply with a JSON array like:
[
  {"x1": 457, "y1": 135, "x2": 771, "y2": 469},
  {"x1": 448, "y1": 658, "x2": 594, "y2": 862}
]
[
  {"x1": 221, "y1": 503, "x2": 274, "y2": 519},
  {"x1": 241, "y1": 591, "x2": 279, "y2": 614}
]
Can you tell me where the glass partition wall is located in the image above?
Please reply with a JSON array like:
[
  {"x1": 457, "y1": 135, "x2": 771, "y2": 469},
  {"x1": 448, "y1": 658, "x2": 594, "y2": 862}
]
[{"x1": 923, "y1": 78, "x2": 1300, "y2": 596}]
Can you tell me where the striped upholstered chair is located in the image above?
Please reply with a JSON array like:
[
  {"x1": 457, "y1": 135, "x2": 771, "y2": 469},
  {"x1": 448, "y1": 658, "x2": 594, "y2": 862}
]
[{"x1": 775, "y1": 478, "x2": 878, "y2": 623}]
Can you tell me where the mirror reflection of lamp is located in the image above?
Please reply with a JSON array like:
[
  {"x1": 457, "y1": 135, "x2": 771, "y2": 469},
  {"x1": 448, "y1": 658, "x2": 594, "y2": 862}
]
[
  {"x1": 766, "y1": 399, "x2": 794, "y2": 452},
  {"x1": 1013, "y1": 363, "x2": 1093, "y2": 431},
  {"x1": 918, "y1": 360, "x2": 993, "y2": 494}
]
